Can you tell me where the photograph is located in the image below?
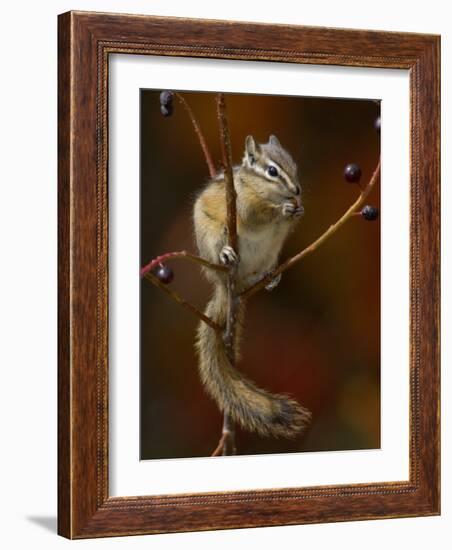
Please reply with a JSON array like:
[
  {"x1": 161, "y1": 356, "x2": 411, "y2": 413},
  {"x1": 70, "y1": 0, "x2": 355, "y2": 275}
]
[{"x1": 139, "y1": 89, "x2": 381, "y2": 460}]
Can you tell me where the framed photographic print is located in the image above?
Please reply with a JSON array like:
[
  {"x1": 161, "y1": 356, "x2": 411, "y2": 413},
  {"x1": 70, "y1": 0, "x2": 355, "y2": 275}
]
[{"x1": 58, "y1": 11, "x2": 440, "y2": 538}]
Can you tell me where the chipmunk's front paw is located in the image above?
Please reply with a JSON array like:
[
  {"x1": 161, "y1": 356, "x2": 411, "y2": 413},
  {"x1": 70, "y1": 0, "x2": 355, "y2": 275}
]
[
  {"x1": 282, "y1": 201, "x2": 304, "y2": 218},
  {"x1": 265, "y1": 272, "x2": 282, "y2": 291},
  {"x1": 219, "y1": 245, "x2": 238, "y2": 266}
]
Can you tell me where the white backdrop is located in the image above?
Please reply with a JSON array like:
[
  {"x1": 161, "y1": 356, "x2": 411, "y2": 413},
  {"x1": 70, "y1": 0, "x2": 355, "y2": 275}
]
[{"x1": 0, "y1": 1, "x2": 449, "y2": 548}]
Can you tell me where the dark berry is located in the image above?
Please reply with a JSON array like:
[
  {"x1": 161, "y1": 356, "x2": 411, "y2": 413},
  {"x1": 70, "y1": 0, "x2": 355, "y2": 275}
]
[
  {"x1": 374, "y1": 116, "x2": 381, "y2": 134},
  {"x1": 159, "y1": 90, "x2": 174, "y2": 107},
  {"x1": 344, "y1": 163, "x2": 362, "y2": 183},
  {"x1": 155, "y1": 264, "x2": 174, "y2": 284},
  {"x1": 361, "y1": 205, "x2": 379, "y2": 221},
  {"x1": 160, "y1": 104, "x2": 173, "y2": 117}
]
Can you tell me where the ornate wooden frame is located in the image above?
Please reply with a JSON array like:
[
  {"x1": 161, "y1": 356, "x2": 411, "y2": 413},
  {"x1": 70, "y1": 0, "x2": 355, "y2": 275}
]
[{"x1": 58, "y1": 11, "x2": 440, "y2": 539}]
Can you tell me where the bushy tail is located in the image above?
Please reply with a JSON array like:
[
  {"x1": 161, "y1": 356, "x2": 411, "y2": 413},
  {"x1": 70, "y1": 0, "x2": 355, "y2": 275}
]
[{"x1": 195, "y1": 286, "x2": 311, "y2": 438}]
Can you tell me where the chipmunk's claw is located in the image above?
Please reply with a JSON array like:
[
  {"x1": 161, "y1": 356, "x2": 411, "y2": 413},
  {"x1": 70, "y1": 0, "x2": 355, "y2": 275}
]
[
  {"x1": 282, "y1": 201, "x2": 304, "y2": 218},
  {"x1": 265, "y1": 272, "x2": 282, "y2": 291},
  {"x1": 220, "y1": 245, "x2": 239, "y2": 266}
]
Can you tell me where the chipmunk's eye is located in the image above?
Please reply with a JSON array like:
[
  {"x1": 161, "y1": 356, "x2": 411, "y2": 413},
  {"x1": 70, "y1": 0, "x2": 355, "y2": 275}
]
[{"x1": 267, "y1": 165, "x2": 278, "y2": 177}]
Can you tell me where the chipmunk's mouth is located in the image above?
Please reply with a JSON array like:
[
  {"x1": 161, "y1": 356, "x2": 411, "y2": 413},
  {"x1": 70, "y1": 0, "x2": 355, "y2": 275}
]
[{"x1": 285, "y1": 196, "x2": 302, "y2": 208}]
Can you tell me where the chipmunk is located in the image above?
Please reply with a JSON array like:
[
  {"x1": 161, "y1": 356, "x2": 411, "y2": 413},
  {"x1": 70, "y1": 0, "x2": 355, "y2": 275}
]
[{"x1": 193, "y1": 135, "x2": 311, "y2": 438}]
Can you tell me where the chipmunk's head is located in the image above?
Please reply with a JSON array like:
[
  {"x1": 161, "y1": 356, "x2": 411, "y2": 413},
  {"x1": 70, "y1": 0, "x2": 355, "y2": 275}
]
[{"x1": 241, "y1": 135, "x2": 301, "y2": 204}]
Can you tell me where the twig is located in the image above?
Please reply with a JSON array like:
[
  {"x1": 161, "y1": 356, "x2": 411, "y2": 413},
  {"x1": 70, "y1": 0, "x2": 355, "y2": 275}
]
[
  {"x1": 144, "y1": 273, "x2": 222, "y2": 332},
  {"x1": 221, "y1": 412, "x2": 236, "y2": 455},
  {"x1": 211, "y1": 414, "x2": 236, "y2": 457},
  {"x1": 211, "y1": 432, "x2": 228, "y2": 457},
  {"x1": 217, "y1": 92, "x2": 238, "y2": 351},
  {"x1": 240, "y1": 159, "x2": 381, "y2": 300},
  {"x1": 216, "y1": 93, "x2": 238, "y2": 252},
  {"x1": 140, "y1": 250, "x2": 227, "y2": 278},
  {"x1": 215, "y1": 92, "x2": 238, "y2": 456},
  {"x1": 175, "y1": 92, "x2": 217, "y2": 179}
]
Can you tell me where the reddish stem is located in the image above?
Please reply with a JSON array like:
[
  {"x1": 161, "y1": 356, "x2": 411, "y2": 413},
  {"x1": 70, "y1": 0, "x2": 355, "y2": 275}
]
[
  {"x1": 216, "y1": 93, "x2": 237, "y2": 253},
  {"x1": 175, "y1": 93, "x2": 217, "y2": 179},
  {"x1": 144, "y1": 273, "x2": 222, "y2": 332},
  {"x1": 141, "y1": 250, "x2": 227, "y2": 278},
  {"x1": 215, "y1": 92, "x2": 238, "y2": 456}
]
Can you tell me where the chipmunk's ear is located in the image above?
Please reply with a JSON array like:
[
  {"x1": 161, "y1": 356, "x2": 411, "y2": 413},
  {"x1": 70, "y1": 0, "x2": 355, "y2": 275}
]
[
  {"x1": 245, "y1": 135, "x2": 260, "y2": 165},
  {"x1": 269, "y1": 134, "x2": 281, "y2": 148}
]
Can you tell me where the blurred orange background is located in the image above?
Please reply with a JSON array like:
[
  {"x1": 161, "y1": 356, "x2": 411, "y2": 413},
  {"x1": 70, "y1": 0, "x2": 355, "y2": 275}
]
[{"x1": 140, "y1": 90, "x2": 381, "y2": 459}]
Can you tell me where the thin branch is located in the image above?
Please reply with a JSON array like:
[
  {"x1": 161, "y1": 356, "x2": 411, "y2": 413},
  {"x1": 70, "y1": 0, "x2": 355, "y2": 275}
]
[
  {"x1": 216, "y1": 93, "x2": 238, "y2": 253},
  {"x1": 175, "y1": 92, "x2": 217, "y2": 179},
  {"x1": 144, "y1": 273, "x2": 222, "y2": 332},
  {"x1": 211, "y1": 432, "x2": 228, "y2": 457},
  {"x1": 240, "y1": 159, "x2": 381, "y2": 300},
  {"x1": 214, "y1": 92, "x2": 238, "y2": 456},
  {"x1": 211, "y1": 414, "x2": 236, "y2": 457},
  {"x1": 221, "y1": 411, "x2": 236, "y2": 455},
  {"x1": 140, "y1": 250, "x2": 227, "y2": 278},
  {"x1": 217, "y1": 92, "x2": 238, "y2": 350}
]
